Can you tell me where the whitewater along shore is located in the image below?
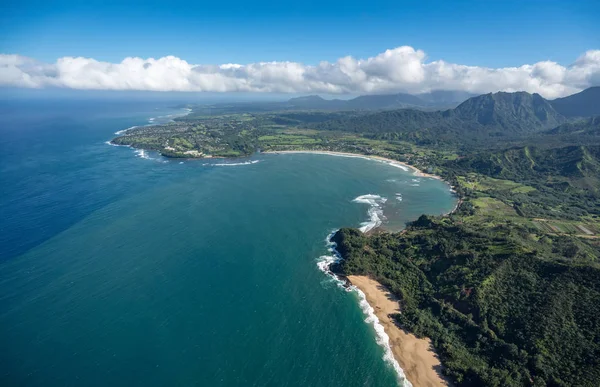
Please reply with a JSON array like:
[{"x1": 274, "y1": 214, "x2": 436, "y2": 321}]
[
  {"x1": 267, "y1": 150, "x2": 461, "y2": 218},
  {"x1": 303, "y1": 149, "x2": 459, "y2": 385},
  {"x1": 347, "y1": 275, "x2": 450, "y2": 387}
]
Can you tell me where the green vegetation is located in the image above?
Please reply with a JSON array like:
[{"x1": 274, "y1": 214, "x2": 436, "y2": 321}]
[
  {"x1": 332, "y1": 220, "x2": 600, "y2": 386},
  {"x1": 113, "y1": 89, "x2": 600, "y2": 386},
  {"x1": 328, "y1": 120, "x2": 600, "y2": 385},
  {"x1": 309, "y1": 92, "x2": 566, "y2": 147}
]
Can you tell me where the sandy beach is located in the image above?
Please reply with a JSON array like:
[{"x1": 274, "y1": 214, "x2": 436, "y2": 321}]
[
  {"x1": 347, "y1": 275, "x2": 449, "y2": 387},
  {"x1": 263, "y1": 150, "x2": 443, "y2": 180}
]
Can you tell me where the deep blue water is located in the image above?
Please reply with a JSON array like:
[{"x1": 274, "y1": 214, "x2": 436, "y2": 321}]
[{"x1": 0, "y1": 99, "x2": 455, "y2": 386}]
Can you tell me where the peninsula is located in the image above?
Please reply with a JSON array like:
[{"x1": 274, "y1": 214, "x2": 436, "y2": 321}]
[{"x1": 111, "y1": 89, "x2": 600, "y2": 386}]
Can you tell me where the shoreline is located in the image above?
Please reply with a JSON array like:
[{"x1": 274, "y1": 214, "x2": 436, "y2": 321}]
[
  {"x1": 263, "y1": 150, "x2": 443, "y2": 180},
  {"x1": 347, "y1": 275, "x2": 449, "y2": 387},
  {"x1": 116, "y1": 109, "x2": 456, "y2": 385},
  {"x1": 112, "y1": 129, "x2": 458, "y2": 384},
  {"x1": 266, "y1": 150, "x2": 461, "y2": 218}
]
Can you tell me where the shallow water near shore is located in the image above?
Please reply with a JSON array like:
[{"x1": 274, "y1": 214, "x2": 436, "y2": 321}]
[{"x1": 0, "y1": 99, "x2": 456, "y2": 386}]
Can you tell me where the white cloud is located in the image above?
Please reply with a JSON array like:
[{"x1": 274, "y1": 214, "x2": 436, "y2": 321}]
[{"x1": 1, "y1": 46, "x2": 599, "y2": 98}]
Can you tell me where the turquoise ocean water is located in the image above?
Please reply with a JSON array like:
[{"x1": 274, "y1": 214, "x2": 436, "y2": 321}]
[{"x1": 0, "y1": 99, "x2": 456, "y2": 386}]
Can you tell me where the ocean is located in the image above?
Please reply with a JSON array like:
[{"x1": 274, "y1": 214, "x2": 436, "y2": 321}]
[{"x1": 0, "y1": 98, "x2": 456, "y2": 386}]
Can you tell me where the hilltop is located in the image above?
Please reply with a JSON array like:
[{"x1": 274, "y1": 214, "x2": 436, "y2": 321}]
[{"x1": 309, "y1": 91, "x2": 566, "y2": 145}]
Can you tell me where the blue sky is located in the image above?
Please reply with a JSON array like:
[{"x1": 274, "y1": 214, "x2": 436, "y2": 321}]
[
  {"x1": 1, "y1": 0, "x2": 599, "y2": 97},
  {"x1": 2, "y1": 0, "x2": 599, "y2": 67}
]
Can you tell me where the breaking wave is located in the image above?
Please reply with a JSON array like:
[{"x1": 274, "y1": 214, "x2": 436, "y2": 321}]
[
  {"x1": 204, "y1": 160, "x2": 261, "y2": 167},
  {"x1": 113, "y1": 107, "x2": 192, "y2": 136},
  {"x1": 135, "y1": 149, "x2": 150, "y2": 159},
  {"x1": 379, "y1": 160, "x2": 409, "y2": 171},
  {"x1": 352, "y1": 194, "x2": 387, "y2": 233},
  {"x1": 316, "y1": 232, "x2": 412, "y2": 387},
  {"x1": 109, "y1": 107, "x2": 192, "y2": 160},
  {"x1": 146, "y1": 107, "x2": 192, "y2": 125},
  {"x1": 134, "y1": 149, "x2": 167, "y2": 163},
  {"x1": 354, "y1": 287, "x2": 413, "y2": 387},
  {"x1": 114, "y1": 126, "x2": 137, "y2": 135}
]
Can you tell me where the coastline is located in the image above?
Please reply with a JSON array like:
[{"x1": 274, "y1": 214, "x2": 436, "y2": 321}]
[
  {"x1": 266, "y1": 150, "x2": 461, "y2": 218},
  {"x1": 263, "y1": 150, "x2": 443, "y2": 180},
  {"x1": 347, "y1": 275, "x2": 449, "y2": 387},
  {"x1": 112, "y1": 126, "x2": 458, "y2": 384},
  {"x1": 286, "y1": 148, "x2": 459, "y2": 385}
]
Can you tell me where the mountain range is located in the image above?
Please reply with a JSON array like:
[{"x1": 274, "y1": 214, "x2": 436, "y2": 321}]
[
  {"x1": 188, "y1": 86, "x2": 599, "y2": 119},
  {"x1": 287, "y1": 90, "x2": 477, "y2": 110},
  {"x1": 309, "y1": 87, "x2": 600, "y2": 142},
  {"x1": 288, "y1": 87, "x2": 600, "y2": 116}
]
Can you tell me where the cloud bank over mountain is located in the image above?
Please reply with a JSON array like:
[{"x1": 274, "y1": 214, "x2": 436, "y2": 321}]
[{"x1": 1, "y1": 47, "x2": 599, "y2": 98}]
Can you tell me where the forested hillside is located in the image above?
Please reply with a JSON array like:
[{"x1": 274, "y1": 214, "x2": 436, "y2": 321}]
[
  {"x1": 309, "y1": 91, "x2": 566, "y2": 143},
  {"x1": 331, "y1": 134, "x2": 600, "y2": 386},
  {"x1": 547, "y1": 116, "x2": 600, "y2": 136},
  {"x1": 452, "y1": 145, "x2": 600, "y2": 195},
  {"x1": 332, "y1": 220, "x2": 600, "y2": 386},
  {"x1": 452, "y1": 92, "x2": 564, "y2": 133}
]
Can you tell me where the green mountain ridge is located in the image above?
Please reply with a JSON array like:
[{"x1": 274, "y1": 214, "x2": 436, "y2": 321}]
[
  {"x1": 550, "y1": 87, "x2": 600, "y2": 118},
  {"x1": 287, "y1": 91, "x2": 466, "y2": 110},
  {"x1": 452, "y1": 92, "x2": 565, "y2": 133},
  {"x1": 309, "y1": 91, "x2": 567, "y2": 142},
  {"x1": 453, "y1": 145, "x2": 600, "y2": 195},
  {"x1": 547, "y1": 116, "x2": 600, "y2": 136}
]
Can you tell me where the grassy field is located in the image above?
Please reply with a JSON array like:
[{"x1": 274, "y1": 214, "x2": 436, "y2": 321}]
[
  {"x1": 457, "y1": 174, "x2": 536, "y2": 193},
  {"x1": 455, "y1": 172, "x2": 599, "y2": 239},
  {"x1": 258, "y1": 133, "x2": 321, "y2": 145}
]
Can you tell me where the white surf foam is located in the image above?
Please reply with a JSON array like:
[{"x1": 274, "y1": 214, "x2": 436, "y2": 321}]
[
  {"x1": 273, "y1": 151, "x2": 412, "y2": 173},
  {"x1": 316, "y1": 231, "x2": 343, "y2": 279},
  {"x1": 395, "y1": 193, "x2": 403, "y2": 202},
  {"x1": 204, "y1": 160, "x2": 261, "y2": 167},
  {"x1": 114, "y1": 125, "x2": 138, "y2": 135},
  {"x1": 113, "y1": 107, "x2": 191, "y2": 136},
  {"x1": 147, "y1": 107, "x2": 192, "y2": 125},
  {"x1": 353, "y1": 286, "x2": 413, "y2": 387},
  {"x1": 316, "y1": 232, "x2": 412, "y2": 387},
  {"x1": 380, "y1": 160, "x2": 409, "y2": 171},
  {"x1": 133, "y1": 149, "x2": 167, "y2": 163},
  {"x1": 352, "y1": 194, "x2": 387, "y2": 233},
  {"x1": 135, "y1": 149, "x2": 151, "y2": 160}
]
